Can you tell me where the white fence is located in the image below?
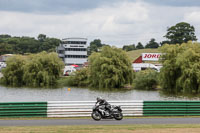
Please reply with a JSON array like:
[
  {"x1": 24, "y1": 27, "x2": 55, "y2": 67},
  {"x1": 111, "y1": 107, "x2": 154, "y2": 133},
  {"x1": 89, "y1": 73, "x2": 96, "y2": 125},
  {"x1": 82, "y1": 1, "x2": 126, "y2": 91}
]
[{"x1": 47, "y1": 101, "x2": 143, "y2": 117}]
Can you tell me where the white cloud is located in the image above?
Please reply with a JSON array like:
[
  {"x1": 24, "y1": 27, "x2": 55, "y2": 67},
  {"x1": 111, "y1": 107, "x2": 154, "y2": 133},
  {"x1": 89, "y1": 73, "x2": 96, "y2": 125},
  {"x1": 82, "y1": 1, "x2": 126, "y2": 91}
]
[
  {"x1": 113, "y1": 2, "x2": 149, "y2": 24},
  {"x1": 0, "y1": 1, "x2": 200, "y2": 47},
  {"x1": 184, "y1": 11, "x2": 200, "y2": 40},
  {"x1": 184, "y1": 11, "x2": 200, "y2": 24}
]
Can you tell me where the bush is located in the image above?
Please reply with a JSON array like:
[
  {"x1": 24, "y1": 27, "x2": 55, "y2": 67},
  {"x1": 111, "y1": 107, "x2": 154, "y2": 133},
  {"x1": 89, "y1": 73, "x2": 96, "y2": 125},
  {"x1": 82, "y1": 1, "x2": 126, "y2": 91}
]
[
  {"x1": 1, "y1": 55, "x2": 26, "y2": 86},
  {"x1": 89, "y1": 46, "x2": 134, "y2": 89},
  {"x1": 23, "y1": 52, "x2": 64, "y2": 87},
  {"x1": 57, "y1": 68, "x2": 89, "y2": 87},
  {"x1": 159, "y1": 41, "x2": 200, "y2": 94},
  {"x1": 1, "y1": 52, "x2": 64, "y2": 87},
  {"x1": 57, "y1": 76, "x2": 76, "y2": 87},
  {"x1": 133, "y1": 69, "x2": 159, "y2": 90},
  {"x1": 73, "y1": 67, "x2": 89, "y2": 87}
]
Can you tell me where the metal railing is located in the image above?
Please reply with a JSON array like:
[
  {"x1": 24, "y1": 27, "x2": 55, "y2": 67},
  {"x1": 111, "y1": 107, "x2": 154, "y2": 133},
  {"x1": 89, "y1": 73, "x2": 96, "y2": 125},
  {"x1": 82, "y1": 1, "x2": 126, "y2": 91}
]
[
  {"x1": 47, "y1": 101, "x2": 143, "y2": 117},
  {"x1": 0, "y1": 102, "x2": 47, "y2": 117},
  {"x1": 1, "y1": 101, "x2": 200, "y2": 117},
  {"x1": 143, "y1": 101, "x2": 200, "y2": 116}
]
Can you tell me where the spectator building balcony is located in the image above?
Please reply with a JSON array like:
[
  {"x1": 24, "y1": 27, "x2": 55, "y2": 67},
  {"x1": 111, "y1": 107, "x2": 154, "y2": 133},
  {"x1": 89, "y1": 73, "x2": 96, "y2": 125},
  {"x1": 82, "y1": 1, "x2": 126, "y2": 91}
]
[{"x1": 57, "y1": 38, "x2": 88, "y2": 66}]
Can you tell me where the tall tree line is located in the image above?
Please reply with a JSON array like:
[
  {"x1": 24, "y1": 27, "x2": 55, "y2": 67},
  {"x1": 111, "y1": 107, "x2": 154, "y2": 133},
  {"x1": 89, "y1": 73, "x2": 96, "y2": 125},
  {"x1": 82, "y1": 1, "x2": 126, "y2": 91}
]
[
  {"x1": 0, "y1": 34, "x2": 60, "y2": 55},
  {"x1": 122, "y1": 22, "x2": 198, "y2": 51}
]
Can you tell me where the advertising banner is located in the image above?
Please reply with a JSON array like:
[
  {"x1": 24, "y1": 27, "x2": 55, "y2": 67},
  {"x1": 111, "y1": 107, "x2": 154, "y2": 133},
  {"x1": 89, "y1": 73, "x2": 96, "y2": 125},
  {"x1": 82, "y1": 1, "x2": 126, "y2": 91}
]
[{"x1": 142, "y1": 53, "x2": 162, "y2": 61}]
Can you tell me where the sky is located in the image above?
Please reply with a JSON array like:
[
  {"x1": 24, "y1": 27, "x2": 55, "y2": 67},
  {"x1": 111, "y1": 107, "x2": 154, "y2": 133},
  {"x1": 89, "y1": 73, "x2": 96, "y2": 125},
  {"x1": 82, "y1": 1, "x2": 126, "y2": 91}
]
[{"x1": 0, "y1": 0, "x2": 200, "y2": 47}]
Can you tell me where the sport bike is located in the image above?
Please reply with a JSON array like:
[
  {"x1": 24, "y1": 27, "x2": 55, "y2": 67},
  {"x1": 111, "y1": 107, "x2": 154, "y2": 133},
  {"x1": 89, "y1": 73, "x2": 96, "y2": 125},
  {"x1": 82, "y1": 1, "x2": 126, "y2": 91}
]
[{"x1": 91, "y1": 103, "x2": 123, "y2": 121}]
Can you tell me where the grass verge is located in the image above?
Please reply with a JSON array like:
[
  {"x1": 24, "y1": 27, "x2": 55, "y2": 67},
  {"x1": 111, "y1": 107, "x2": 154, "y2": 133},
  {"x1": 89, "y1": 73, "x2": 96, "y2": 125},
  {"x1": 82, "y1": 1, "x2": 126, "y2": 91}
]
[
  {"x1": 2, "y1": 115, "x2": 200, "y2": 120},
  {"x1": 1, "y1": 124, "x2": 200, "y2": 133}
]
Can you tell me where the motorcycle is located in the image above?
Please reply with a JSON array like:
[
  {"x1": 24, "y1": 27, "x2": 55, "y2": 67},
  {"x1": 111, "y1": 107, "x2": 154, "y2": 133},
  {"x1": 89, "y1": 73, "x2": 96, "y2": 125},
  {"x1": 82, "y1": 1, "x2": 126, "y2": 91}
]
[{"x1": 91, "y1": 103, "x2": 123, "y2": 121}]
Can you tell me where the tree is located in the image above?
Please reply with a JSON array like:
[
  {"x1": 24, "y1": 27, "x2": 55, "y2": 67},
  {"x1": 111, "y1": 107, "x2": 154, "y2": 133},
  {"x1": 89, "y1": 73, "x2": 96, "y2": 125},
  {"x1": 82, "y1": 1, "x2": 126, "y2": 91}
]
[
  {"x1": 159, "y1": 41, "x2": 200, "y2": 94},
  {"x1": 0, "y1": 34, "x2": 11, "y2": 38},
  {"x1": 37, "y1": 34, "x2": 46, "y2": 42},
  {"x1": 89, "y1": 39, "x2": 102, "y2": 53},
  {"x1": 164, "y1": 22, "x2": 197, "y2": 44},
  {"x1": 136, "y1": 42, "x2": 144, "y2": 49},
  {"x1": 23, "y1": 52, "x2": 64, "y2": 87},
  {"x1": 88, "y1": 39, "x2": 107, "y2": 55},
  {"x1": 0, "y1": 43, "x2": 13, "y2": 55},
  {"x1": 0, "y1": 34, "x2": 60, "y2": 54},
  {"x1": 39, "y1": 38, "x2": 60, "y2": 52},
  {"x1": 133, "y1": 69, "x2": 158, "y2": 90},
  {"x1": 122, "y1": 44, "x2": 136, "y2": 51},
  {"x1": 71, "y1": 67, "x2": 89, "y2": 87},
  {"x1": 1, "y1": 55, "x2": 26, "y2": 86},
  {"x1": 1, "y1": 52, "x2": 64, "y2": 87},
  {"x1": 145, "y1": 38, "x2": 159, "y2": 48},
  {"x1": 17, "y1": 37, "x2": 38, "y2": 54},
  {"x1": 160, "y1": 40, "x2": 171, "y2": 46},
  {"x1": 88, "y1": 46, "x2": 134, "y2": 89}
]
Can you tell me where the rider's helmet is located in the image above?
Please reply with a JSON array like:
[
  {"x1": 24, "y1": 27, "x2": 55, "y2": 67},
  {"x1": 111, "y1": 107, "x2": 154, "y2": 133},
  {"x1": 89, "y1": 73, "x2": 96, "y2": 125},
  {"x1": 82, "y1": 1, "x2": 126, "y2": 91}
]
[{"x1": 96, "y1": 97, "x2": 102, "y2": 102}]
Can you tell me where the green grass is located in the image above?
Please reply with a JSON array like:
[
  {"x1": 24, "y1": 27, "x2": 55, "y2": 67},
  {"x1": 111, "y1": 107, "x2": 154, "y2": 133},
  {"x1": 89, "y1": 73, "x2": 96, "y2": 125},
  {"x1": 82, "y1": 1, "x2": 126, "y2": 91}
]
[
  {"x1": 1, "y1": 116, "x2": 200, "y2": 120},
  {"x1": 1, "y1": 124, "x2": 200, "y2": 133},
  {"x1": 126, "y1": 48, "x2": 159, "y2": 62}
]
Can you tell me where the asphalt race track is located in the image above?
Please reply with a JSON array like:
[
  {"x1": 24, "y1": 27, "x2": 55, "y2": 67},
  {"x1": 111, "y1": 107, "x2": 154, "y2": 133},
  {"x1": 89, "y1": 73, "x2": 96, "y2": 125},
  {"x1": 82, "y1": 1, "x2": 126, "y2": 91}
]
[{"x1": 1, "y1": 117, "x2": 200, "y2": 126}]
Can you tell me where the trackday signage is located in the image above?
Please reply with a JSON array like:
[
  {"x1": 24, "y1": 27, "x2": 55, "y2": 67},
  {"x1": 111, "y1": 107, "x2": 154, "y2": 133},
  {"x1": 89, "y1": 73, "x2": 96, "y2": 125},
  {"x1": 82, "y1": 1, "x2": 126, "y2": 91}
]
[{"x1": 142, "y1": 53, "x2": 162, "y2": 61}]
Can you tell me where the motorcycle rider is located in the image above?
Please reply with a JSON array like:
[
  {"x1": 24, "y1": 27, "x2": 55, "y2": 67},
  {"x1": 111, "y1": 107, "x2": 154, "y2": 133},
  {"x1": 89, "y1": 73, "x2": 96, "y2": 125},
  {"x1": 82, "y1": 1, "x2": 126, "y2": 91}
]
[{"x1": 96, "y1": 97, "x2": 111, "y2": 116}]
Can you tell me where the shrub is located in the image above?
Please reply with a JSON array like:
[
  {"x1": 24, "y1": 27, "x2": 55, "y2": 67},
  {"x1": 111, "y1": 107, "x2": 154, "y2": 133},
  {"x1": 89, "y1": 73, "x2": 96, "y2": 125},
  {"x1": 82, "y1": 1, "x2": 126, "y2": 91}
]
[
  {"x1": 57, "y1": 76, "x2": 76, "y2": 87},
  {"x1": 1, "y1": 52, "x2": 64, "y2": 87},
  {"x1": 159, "y1": 41, "x2": 200, "y2": 94},
  {"x1": 133, "y1": 69, "x2": 158, "y2": 90},
  {"x1": 73, "y1": 67, "x2": 89, "y2": 87},
  {"x1": 57, "y1": 68, "x2": 89, "y2": 87},
  {"x1": 1, "y1": 55, "x2": 26, "y2": 86},
  {"x1": 23, "y1": 52, "x2": 64, "y2": 87},
  {"x1": 89, "y1": 46, "x2": 134, "y2": 89}
]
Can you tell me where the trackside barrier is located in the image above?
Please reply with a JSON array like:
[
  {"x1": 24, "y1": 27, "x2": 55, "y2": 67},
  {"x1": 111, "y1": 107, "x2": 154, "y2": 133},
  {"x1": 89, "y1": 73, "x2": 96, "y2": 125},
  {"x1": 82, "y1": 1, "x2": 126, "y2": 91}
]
[
  {"x1": 47, "y1": 101, "x2": 143, "y2": 117},
  {"x1": 143, "y1": 101, "x2": 200, "y2": 116},
  {"x1": 0, "y1": 102, "x2": 47, "y2": 117},
  {"x1": 1, "y1": 101, "x2": 200, "y2": 117}
]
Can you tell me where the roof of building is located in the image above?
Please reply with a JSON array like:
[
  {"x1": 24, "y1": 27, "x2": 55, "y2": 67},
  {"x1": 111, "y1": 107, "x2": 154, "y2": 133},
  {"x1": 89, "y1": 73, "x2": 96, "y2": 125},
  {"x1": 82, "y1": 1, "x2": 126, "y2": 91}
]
[{"x1": 62, "y1": 37, "x2": 87, "y2": 41}]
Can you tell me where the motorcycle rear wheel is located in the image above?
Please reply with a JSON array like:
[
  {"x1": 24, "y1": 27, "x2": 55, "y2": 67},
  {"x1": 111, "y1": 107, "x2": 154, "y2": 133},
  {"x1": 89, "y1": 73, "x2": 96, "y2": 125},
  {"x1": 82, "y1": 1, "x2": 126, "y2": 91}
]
[
  {"x1": 91, "y1": 111, "x2": 102, "y2": 121},
  {"x1": 114, "y1": 112, "x2": 123, "y2": 120}
]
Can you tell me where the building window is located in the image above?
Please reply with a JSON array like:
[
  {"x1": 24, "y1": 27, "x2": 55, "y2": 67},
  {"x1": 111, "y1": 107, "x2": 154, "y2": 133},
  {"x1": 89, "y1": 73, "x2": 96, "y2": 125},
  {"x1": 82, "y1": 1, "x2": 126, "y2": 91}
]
[
  {"x1": 65, "y1": 55, "x2": 87, "y2": 58},
  {"x1": 58, "y1": 50, "x2": 64, "y2": 54},
  {"x1": 62, "y1": 41, "x2": 86, "y2": 44},
  {"x1": 65, "y1": 48, "x2": 87, "y2": 51}
]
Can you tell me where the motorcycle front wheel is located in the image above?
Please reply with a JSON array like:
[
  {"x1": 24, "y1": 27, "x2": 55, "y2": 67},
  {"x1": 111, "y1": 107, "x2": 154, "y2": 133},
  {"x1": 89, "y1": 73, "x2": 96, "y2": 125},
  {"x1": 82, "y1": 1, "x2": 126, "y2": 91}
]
[
  {"x1": 91, "y1": 111, "x2": 102, "y2": 121},
  {"x1": 114, "y1": 112, "x2": 123, "y2": 120}
]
